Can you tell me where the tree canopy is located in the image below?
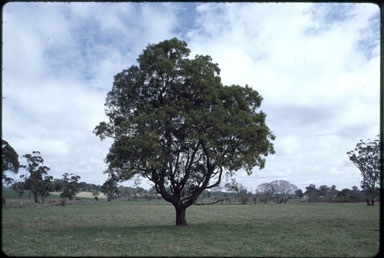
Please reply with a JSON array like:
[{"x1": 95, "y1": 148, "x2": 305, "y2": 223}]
[
  {"x1": 94, "y1": 37, "x2": 275, "y2": 225},
  {"x1": 347, "y1": 136, "x2": 381, "y2": 206},
  {"x1": 60, "y1": 172, "x2": 81, "y2": 201},
  {"x1": 2, "y1": 140, "x2": 20, "y2": 186},
  {"x1": 20, "y1": 151, "x2": 52, "y2": 203}
]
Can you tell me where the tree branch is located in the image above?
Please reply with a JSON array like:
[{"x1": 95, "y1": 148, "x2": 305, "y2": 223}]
[{"x1": 193, "y1": 199, "x2": 225, "y2": 205}]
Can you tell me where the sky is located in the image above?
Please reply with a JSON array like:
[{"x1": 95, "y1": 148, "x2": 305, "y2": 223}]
[{"x1": 2, "y1": 2, "x2": 380, "y2": 192}]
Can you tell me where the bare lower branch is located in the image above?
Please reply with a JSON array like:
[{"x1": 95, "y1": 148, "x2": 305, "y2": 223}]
[{"x1": 193, "y1": 199, "x2": 225, "y2": 205}]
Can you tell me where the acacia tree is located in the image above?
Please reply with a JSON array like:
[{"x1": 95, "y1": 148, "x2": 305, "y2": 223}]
[
  {"x1": 94, "y1": 38, "x2": 275, "y2": 225},
  {"x1": 347, "y1": 136, "x2": 380, "y2": 206}
]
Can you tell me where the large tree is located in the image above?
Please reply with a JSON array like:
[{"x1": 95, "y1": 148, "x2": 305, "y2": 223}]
[
  {"x1": 347, "y1": 136, "x2": 380, "y2": 206},
  {"x1": 94, "y1": 38, "x2": 275, "y2": 225}
]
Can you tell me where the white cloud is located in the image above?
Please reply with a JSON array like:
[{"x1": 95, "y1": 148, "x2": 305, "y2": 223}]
[
  {"x1": 186, "y1": 2, "x2": 380, "y2": 190},
  {"x1": 2, "y1": 2, "x2": 179, "y2": 184},
  {"x1": 2, "y1": 2, "x2": 380, "y2": 191}
]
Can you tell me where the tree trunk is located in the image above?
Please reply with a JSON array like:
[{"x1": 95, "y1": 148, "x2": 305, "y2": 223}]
[
  {"x1": 175, "y1": 206, "x2": 187, "y2": 226},
  {"x1": 33, "y1": 193, "x2": 39, "y2": 203},
  {"x1": 366, "y1": 198, "x2": 374, "y2": 206},
  {"x1": 365, "y1": 189, "x2": 375, "y2": 206}
]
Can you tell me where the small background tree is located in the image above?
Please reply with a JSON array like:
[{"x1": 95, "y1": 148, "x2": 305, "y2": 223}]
[
  {"x1": 304, "y1": 184, "x2": 319, "y2": 203},
  {"x1": 92, "y1": 190, "x2": 100, "y2": 200},
  {"x1": 101, "y1": 173, "x2": 119, "y2": 202},
  {"x1": 20, "y1": 151, "x2": 51, "y2": 203},
  {"x1": 237, "y1": 184, "x2": 251, "y2": 204},
  {"x1": 347, "y1": 136, "x2": 380, "y2": 206},
  {"x1": 60, "y1": 173, "x2": 81, "y2": 201},
  {"x1": 269, "y1": 180, "x2": 298, "y2": 204},
  {"x1": 295, "y1": 189, "x2": 304, "y2": 199},
  {"x1": 256, "y1": 182, "x2": 273, "y2": 204}
]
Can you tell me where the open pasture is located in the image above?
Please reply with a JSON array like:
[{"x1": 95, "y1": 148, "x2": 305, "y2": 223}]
[{"x1": 1, "y1": 201, "x2": 380, "y2": 256}]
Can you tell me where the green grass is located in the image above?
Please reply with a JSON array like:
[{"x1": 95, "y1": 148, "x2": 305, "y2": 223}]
[{"x1": 1, "y1": 200, "x2": 380, "y2": 256}]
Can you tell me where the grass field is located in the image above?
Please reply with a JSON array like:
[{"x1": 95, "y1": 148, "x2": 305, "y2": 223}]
[
  {"x1": 2, "y1": 189, "x2": 106, "y2": 200},
  {"x1": 1, "y1": 200, "x2": 380, "y2": 256},
  {"x1": 2, "y1": 189, "x2": 107, "y2": 208}
]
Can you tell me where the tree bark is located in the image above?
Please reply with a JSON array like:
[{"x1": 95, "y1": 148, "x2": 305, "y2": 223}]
[
  {"x1": 175, "y1": 206, "x2": 187, "y2": 226},
  {"x1": 366, "y1": 198, "x2": 374, "y2": 206},
  {"x1": 33, "y1": 193, "x2": 39, "y2": 203}
]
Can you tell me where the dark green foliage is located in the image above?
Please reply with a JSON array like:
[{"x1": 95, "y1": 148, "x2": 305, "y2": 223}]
[
  {"x1": 60, "y1": 173, "x2": 81, "y2": 200},
  {"x1": 101, "y1": 174, "x2": 119, "y2": 201},
  {"x1": 79, "y1": 182, "x2": 102, "y2": 192},
  {"x1": 2, "y1": 140, "x2": 20, "y2": 205},
  {"x1": 11, "y1": 181, "x2": 26, "y2": 199},
  {"x1": 2, "y1": 140, "x2": 20, "y2": 186},
  {"x1": 337, "y1": 188, "x2": 363, "y2": 201},
  {"x1": 305, "y1": 184, "x2": 320, "y2": 203},
  {"x1": 95, "y1": 38, "x2": 275, "y2": 225},
  {"x1": 20, "y1": 151, "x2": 52, "y2": 203},
  {"x1": 347, "y1": 136, "x2": 380, "y2": 206},
  {"x1": 295, "y1": 189, "x2": 304, "y2": 199}
]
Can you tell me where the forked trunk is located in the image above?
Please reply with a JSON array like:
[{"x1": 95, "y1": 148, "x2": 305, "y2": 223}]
[{"x1": 175, "y1": 206, "x2": 187, "y2": 226}]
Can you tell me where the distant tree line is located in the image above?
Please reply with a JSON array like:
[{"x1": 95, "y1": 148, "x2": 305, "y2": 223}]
[
  {"x1": 79, "y1": 182, "x2": 102, "y2": 192},
  {"x1": 3, "y1": 135, "x2": 380, "y2": 207},
  {"x1": 194, "y1": 182, "x2": 379, "y2": 205},
  {"x1": 9, "y1": 151, "x2": 82, "y2": 204},
  {"x1": 98, "y1": 135, "x2": 381, "y2": 209},
  {"x1": 2, "y1": 141, "x2": 83, "y2": 204},
  {"x1": 301, "y1": 184, "x2": 380, "y2": 203}
]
